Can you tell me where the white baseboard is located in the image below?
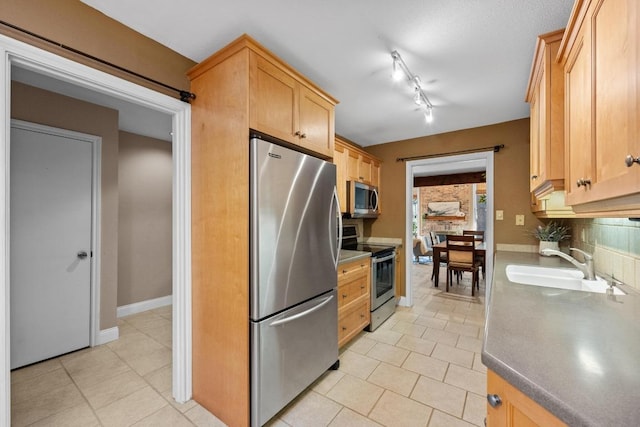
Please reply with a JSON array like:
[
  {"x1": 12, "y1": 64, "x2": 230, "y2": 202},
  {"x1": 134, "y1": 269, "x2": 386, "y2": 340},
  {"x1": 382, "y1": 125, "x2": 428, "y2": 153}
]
[
  {"x1": 397, "y1": 296, "x2": 410, "y2": 307},
  {"x1": 96, "y1": 326, "x2": 119, "y2": 345},
  {"x1": 117, "y1": 295, "x2": 173, "y2": 318}
]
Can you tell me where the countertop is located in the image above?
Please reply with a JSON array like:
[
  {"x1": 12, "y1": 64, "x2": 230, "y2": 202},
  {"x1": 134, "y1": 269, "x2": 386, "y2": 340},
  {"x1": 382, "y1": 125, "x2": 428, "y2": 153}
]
[
  {"x1": 338, "y1": 249, "x2": 371, "y2": 265},
  {"x1": 482, "y1": 251, "x2": 640, "y2": 426}
]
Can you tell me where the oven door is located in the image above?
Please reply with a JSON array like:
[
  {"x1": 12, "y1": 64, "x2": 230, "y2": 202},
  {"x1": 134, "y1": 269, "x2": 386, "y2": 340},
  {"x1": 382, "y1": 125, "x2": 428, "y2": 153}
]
[{"x1": 371, "y1": 252, "x2": 396, "y2": 310}]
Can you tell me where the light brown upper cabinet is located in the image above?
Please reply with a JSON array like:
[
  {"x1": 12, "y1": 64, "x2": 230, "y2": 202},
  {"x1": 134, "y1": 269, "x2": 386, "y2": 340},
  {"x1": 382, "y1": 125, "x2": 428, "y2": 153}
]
[
  {"x1": 558, "y1": 0, "x2": 640, "y2": 215},
  {"x1": 334, "y1": 136, "x2": 382, "y2": 213},
  {"x1": 250, "y1": 48, "x2": 337, "y2": 158},
  {"x1": 525, "y1": 29, "x2": 566, "y2": 198}
]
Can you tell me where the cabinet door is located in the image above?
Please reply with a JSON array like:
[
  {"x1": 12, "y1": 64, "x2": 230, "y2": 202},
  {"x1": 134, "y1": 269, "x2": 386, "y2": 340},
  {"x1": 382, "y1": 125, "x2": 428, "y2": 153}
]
[
  {"x1": 250, "y1": 55, "x2": 297, "y2": 144},
  {"x1": 588, "y1": 0, "x2": 640, "y2": 201},
  {"x1": 371, "y1": 160, "x2": 380, "y2": 189},
  {"x1": 333, "y1": 142, "x2": 347, "y2": 213},
  {"x1": 298, "y1": 85, "x2": 334, "y2": 158},
  {"x1": 529, "y1": 89, "x2": 542, "y2": 192},
  {"x1": 487, "y1": 370, "x2": 567, "y2": 427},
  {"x1": 346, "y1": 150, "x2": 360, "y2": 181},
  {"x1": 395, "y1": 248, "x2": 403, "y2": 298},
  {"x1": 564, "y1": 23, "x2": 593, "y2": 206},
  {"x1": 359, "y1": 155, "x2": 372, "y2": 184}
]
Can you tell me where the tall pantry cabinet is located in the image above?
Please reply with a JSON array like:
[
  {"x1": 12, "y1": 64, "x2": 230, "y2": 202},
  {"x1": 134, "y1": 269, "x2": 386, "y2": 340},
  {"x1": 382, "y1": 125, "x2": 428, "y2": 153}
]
[{"x1": 188, "y1": 34, "x2": 337, "y2": 427}]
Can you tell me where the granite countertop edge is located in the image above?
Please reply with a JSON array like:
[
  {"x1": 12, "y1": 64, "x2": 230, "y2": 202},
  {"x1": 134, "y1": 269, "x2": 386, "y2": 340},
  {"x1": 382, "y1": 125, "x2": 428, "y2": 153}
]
[
  {"x1": 483, "y1": 250, "x2": 640, "y2": 427},
  {"x1": 338, "y1": 249, "x2": 371, "y2": 265}
]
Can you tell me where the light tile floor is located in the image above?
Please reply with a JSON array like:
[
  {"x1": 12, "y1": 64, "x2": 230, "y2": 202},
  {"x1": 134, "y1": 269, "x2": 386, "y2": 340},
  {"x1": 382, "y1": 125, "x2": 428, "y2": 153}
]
[{"x1": 11, "y1": 262, "x2": 486, "y2": 426}]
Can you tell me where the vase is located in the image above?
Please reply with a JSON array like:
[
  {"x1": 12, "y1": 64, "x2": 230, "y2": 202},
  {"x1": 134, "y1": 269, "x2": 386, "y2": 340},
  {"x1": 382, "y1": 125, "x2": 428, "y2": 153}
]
[{"x1": 539, "y1": 240, "x2": 559, "y2": 255}]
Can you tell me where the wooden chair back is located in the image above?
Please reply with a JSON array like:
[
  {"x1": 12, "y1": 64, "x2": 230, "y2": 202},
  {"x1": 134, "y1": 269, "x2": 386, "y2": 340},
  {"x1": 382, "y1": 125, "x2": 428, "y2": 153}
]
[
  {"x1": 463, "y1": 230, "x2": 485, "y2": 242},
  {"x1": 446, "y1": 235, "x2": 476, "y2": 267}
]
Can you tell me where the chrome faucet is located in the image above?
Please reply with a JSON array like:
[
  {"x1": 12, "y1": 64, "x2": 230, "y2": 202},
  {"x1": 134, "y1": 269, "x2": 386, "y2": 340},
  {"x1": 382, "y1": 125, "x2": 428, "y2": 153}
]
[{"x1": 540, "y1": 247, "x2": 596, "y2": 280}]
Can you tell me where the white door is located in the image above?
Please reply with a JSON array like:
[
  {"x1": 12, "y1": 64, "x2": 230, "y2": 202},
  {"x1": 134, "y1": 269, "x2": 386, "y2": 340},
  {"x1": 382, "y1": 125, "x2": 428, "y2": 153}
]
[{"x1": 10, "y1": 123, "x2": 93, "y2": 369}]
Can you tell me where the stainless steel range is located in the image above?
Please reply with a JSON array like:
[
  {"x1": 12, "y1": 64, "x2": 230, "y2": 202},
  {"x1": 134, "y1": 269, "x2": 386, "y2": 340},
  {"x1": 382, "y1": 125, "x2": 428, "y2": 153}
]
[{"x1": 341, "y1": 225, "x2": 396, "y2": 331}]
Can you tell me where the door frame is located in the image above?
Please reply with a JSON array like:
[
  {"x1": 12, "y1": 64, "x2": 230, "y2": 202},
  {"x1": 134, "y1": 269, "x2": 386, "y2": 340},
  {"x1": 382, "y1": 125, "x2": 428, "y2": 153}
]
[
  {"x1": 0, "y1": 34, "x2": 192, "y2": 426},
  {"x1": 402, "y1": 151, "x2": 495, "y2": 307},
  {"x1": 11, "y1": 119, "x2": 102, "y2": 355}
]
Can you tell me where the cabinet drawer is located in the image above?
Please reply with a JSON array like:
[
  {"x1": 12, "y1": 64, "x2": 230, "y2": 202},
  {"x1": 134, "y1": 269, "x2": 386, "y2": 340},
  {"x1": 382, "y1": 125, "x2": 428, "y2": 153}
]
[
  {"x1": 338, "y1": 297, "x2": 370, "y2": 347},
  {"x1": 338, "y1": 259, "x2": 368, "y2": 284},
  {"x1": 338, "y1": 274, "x2": 368, "y2": 308}
]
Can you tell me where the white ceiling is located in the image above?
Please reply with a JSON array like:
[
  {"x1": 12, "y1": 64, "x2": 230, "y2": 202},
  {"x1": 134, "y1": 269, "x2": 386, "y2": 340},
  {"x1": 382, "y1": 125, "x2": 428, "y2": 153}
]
[{"x1": 74, "y1": 0, "x2": 574, "y2": 147}]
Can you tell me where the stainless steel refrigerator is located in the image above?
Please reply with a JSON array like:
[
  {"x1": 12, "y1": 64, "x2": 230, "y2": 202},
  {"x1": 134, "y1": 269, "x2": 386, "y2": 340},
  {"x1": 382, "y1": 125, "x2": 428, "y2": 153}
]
[{"x1": 249, "y1": 136, "x2": 340, "y2": 426}]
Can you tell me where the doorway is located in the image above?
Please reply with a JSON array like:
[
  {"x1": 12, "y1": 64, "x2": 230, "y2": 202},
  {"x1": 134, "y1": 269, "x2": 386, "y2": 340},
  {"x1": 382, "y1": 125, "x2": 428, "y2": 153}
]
[
  {"x1": 402, "y1": 152, "x2": 495, "y2": 307},
  {"x1": 0, "y1": 33, "x2": 192, "y2": 425}
]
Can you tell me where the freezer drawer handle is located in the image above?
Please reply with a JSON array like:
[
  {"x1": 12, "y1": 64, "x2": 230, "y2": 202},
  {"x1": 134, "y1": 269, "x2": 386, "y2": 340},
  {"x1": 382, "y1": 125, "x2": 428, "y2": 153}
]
[{"x1": 269, "y1": 295, "x2": 335, "y2": 327}]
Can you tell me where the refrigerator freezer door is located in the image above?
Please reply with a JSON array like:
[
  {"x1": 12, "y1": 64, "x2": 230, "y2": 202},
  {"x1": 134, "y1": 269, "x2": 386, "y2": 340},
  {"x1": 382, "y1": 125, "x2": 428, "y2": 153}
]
[
  {"x1": 250, "y1": 289, "x2": 338, "y2": 426},
  {"x1": 250, "y1": 138, "x2": 338, "y2": 320}
]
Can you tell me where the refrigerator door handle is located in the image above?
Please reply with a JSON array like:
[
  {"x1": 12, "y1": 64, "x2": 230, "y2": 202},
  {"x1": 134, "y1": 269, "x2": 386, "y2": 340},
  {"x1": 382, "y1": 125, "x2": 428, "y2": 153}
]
[
  {"x1": 269, "y1": 295, "x2": 335, "y2": 327},
  {"x1": 332, "y1": 186, "x2": 342, "y2": 268}
]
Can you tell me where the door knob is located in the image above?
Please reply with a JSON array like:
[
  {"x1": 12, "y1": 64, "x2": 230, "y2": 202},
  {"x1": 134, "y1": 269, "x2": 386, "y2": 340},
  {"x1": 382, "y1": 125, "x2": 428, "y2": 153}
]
[{"x1": 77, "y1": 251, "x2": 88, "y2": 260}]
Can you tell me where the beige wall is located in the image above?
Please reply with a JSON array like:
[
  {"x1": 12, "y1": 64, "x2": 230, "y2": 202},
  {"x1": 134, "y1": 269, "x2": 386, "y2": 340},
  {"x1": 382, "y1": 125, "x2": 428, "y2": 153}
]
[
  {"x1": 1, "y1": 0, "x2": 196, "y2": 98},
  {"x1": 11, "y1": 81, "x2": 119, "y2": 330},
  {"x1": 364, "y1": 118, "x2": 542, "y2": 248},
  {"x1": 118, "y1": 132, "x2": 172, "y2": 306}
]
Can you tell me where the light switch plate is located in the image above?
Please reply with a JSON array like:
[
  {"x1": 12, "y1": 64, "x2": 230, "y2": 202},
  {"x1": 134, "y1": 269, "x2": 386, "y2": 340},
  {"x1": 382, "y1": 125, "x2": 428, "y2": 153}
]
[
  {"x1": 496, "y1": 210, "x2": 504, "y2": 220},
  {"x1": 515, "y1": 214, "x2": 525, "y2": 226}
]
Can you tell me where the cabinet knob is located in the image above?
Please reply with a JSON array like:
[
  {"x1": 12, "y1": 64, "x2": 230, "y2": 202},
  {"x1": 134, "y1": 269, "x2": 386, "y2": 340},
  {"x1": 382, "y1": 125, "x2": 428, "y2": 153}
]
[
  {"x1": 342, "y1": 270, "x2": 348, "y2": 274},
  {"x1": 487, "y1": 394, "x2": 502, "y2": 408},
  {"x1": 531, "y1": 175, "x2": 538, "y2": 180},
  {"x1": 625, "y1": 154, "x2": 640, "y2": 167},
  {"x1": 300, "y1": 133, "x2": 307, "y2": 139},
  {"x1": 576, "y1": 178, "x2": 592, "y2": 188},
  {"x1": 294, "y1": 131, "x2": 307, "y2": 139},
  {"x1": 342, "y1": 294, "x2": 347, "y2": 298},
  {"x1": 342, "y1": 326, "x2": 347, "y2": 331}
]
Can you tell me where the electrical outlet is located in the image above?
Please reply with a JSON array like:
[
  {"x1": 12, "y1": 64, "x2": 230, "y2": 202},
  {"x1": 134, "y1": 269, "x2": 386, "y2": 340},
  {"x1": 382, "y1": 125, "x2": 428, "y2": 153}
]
[
  {"x1": 515, "y1": 214, "x2": 525, "y2": 226},
  {"x1": 496, "y1": 210, "x2": 504, "y2": 220}
]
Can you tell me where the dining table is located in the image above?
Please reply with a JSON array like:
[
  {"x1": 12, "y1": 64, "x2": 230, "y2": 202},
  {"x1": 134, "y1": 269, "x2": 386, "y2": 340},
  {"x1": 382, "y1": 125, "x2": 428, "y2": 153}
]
[{"x1": 431, "y1": 240, "x2": 487, "y2": 286}]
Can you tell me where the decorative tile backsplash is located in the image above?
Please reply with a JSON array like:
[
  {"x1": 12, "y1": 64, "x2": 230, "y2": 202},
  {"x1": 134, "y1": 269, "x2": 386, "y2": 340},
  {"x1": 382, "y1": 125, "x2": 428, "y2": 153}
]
[{"x1": 567, "y1": 218, "x2": 640, "y2": 290}]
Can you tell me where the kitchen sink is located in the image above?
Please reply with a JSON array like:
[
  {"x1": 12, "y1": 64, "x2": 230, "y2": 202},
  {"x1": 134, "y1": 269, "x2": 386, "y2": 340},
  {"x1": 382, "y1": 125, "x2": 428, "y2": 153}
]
[{"x1": 505, "y1": 264, "x2": 624, "y2": 295}]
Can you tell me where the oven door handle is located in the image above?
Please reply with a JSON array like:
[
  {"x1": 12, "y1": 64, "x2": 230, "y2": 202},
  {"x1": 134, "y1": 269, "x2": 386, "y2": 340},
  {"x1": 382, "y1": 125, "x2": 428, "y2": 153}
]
[
  {"x1": 269, "y1": 295, "x2": 334, "y2": 327},
  {"x1": 372, "y1": 253, "x2": 395, "y2": 264}
]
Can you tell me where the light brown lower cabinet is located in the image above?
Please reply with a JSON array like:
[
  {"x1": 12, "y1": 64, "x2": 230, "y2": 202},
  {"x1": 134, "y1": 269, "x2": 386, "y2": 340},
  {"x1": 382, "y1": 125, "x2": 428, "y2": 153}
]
[
  {"x1": 486, "y1": 370, "x2": 566, "y2": 427},
  {"x1": 337, "y1": 258, "x2": 370, "y2": 347}
]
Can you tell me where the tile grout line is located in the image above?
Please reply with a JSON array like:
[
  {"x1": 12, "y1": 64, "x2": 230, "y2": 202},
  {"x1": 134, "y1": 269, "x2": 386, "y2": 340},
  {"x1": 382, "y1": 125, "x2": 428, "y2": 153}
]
[{"x1": 58, "y1": 355, "x2": 106, "y2": 427}]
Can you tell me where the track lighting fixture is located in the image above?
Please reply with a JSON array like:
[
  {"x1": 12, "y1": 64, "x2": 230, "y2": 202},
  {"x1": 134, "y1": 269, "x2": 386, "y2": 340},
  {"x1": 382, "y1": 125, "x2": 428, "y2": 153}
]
[{"x1": 390, "y1": 50, "x2": 434, "y2": 123}]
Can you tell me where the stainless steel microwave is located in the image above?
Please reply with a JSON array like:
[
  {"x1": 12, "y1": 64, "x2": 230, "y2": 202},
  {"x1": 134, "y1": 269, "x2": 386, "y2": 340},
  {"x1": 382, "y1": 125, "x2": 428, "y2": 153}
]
[{"x1": 347, "y1": 181, "x2": 379, "y2": 218}]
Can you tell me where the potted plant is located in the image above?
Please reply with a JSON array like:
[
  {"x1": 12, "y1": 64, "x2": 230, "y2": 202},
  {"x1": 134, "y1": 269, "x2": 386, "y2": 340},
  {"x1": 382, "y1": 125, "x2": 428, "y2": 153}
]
[{"x1": 530, "y1": 221, "x2": 571, "y2": 255}]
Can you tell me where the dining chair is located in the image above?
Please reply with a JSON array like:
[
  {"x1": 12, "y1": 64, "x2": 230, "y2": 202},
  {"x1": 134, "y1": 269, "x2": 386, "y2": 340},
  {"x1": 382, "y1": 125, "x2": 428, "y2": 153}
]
[
  {"x1": 462, "y1": 230, "x2": 484, "y2": 241},
  {"x1": 429, "y1": 231, "x2": 448, "y2": 280},
  {"x1": 421, "y1": 234, "x2": 434, "y2": 263},
  {"x1": 463, "y1": 230, "x2": 486, "y2": 278},
  {"x1": 445, "y1": 234, "x2": 480, "y2": 296}
]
